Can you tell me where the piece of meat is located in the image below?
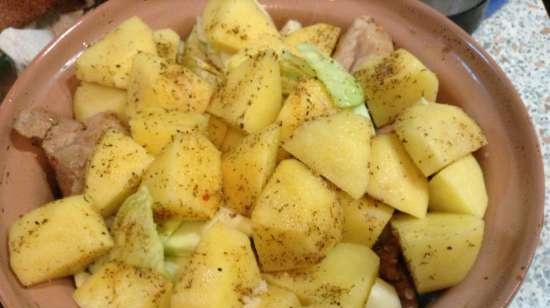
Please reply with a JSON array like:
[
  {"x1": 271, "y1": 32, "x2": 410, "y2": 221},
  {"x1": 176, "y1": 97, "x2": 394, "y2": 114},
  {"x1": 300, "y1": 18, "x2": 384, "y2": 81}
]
[
  {"x1": 13, "y1": 108, "x2": 127, "y2": 196},
  {"x1": 333, "y1": 16, "x2": 394, "y2": 73},
  {"x1": 373, "y1": 227, "x2": 419, "y2": 308}
]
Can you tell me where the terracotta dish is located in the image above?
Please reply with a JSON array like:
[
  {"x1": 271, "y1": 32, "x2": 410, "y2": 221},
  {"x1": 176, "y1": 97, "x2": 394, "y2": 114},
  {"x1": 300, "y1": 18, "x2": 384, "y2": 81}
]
[{"x1": 0, "y1": 0, "x2": 544, "y2": 307}]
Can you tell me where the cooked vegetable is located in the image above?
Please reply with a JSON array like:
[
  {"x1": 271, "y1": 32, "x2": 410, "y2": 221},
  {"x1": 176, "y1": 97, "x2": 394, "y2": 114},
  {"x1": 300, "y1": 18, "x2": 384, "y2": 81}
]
[
  {"x1": 338, "y1": 192, "x2": 394, "y2": 247},
  {"x1": 129, "y1": 108, "x2": 209, "y2": 155},
  {"x1": 126, "y1": 52, "x2": 214, "y2": 118},
  {"x1": 279, "y1": 51, "x2": 316, "y2": 95},
  {"x1": 251, "y1": 159, "x2": 343, "y2": 271},
  {"x1": 200, "y1": 0, "x2": 280, "y2": 53},
  {"x1": 391, "y1": 213, "x2": 484, "y2": 293},
  {"x1": 208, "y1": 49, "x2": 283, "y2": 133},
  {"x1": 284, "y1": 23, "x2": 341, "y2": 56},
  {"x1": 205, "y1": 115, "x2": 229, "y2": 149},
  {"x1": 365, "y1": 278, "x2": 401, "y2": 308},
  {"x1": 264, "y1": 243, "x2": 380, "y2": 308},
  {"x1": 222, "y1": 124, "x2": 280, "y2": 216},
  {"x1": 297, "y1": 43, "x2": 364, "y2": 108},
  {"x1": 220, "y1": 126, "x2": 247, "y2": 153},
  {"x1": 76, "y1": 17, "x2": 157, "y2": 89},
  {"x1": 164, "y1": 254, "x2": 191, "y2": 282},
  {"x1": 163, "y1": 221, "x2": 204, "y2": 257},
  {"x1": 73, "y1": 261, "x2": 172, "y2": 308},
  {"x1": 180, "y1": 27, "x2": 222, "y2": 85},
  {"x1": 276, "y1": 78, "x2": 339, "y2": 141},
  {"x1": 429, "y1": 155, "x2": 488, "y2": 217},
  {"x1": 73, "y1": 82, "x2": 127, "y2": 122},
  {"x1": 366, "y1": 134, "x2": 428, "y2": 218},
  {"x1": 283, "y1": 111, "x2": 373, "y2": 199},
  {"x1": 153, "y1": 28, "x2": 181, "y2": 62},
  {"x1": 225, "y1": 36, "x2": 287, "y2": 72},
  {"x1": 394, "y1": 100, "x2": 487, "y2": 176},
  {"x1": 204, "y1": 207, "x2": 254, "y2": 236},
  {"x1": 102, "y1": 187, "x2": 164, "y2": 273},
  {"x1": 142, "y1": 133, "x2": 222, "y2": 221},
  {"x1": 171, "y1": 223, "x2": 261, "y2": 307},
  {"x1": 354, "y1": 49, "x2": 439, "y2": 127},
  {"x1": 9, "y1": 195, "x2": 113, "y2": 286},
  {"x1": 254, "y1": 284, "x2": 302, "y2": 308},
  {"x1": 84, "y1": 130, "x2": 154, "y2": 216}
]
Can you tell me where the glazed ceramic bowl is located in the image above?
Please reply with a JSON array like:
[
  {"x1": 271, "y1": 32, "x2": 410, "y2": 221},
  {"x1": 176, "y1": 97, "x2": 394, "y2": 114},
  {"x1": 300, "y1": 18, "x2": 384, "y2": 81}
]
[{"x1": 0, "y1": 0, "x2": 544, "y2": 307}]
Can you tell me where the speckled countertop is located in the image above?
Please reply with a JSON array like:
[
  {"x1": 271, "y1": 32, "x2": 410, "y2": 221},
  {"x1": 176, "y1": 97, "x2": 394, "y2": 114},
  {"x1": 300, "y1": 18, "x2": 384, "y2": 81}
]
[{"x1": 473, "y1": 0, "x2": 549, "y2": 306}]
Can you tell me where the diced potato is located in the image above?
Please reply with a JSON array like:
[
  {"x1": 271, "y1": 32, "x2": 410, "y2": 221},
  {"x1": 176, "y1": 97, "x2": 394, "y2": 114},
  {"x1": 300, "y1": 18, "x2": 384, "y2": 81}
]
[
  {"x1": 73, "y1": 82, "x2": 126, "y2": 122},
  {"x1": 255, "y1": 284, "x2": 302, "y2": 308},
  {"x1": 394, "y1": 100, "x2": 487, "y2": 176},
  {"x1": 181, "y1": 27, "x2": 222, "y2": 86},
  {"x1": 251, "y1": 159, "x2": 343, "y2": 271},
  {"x1": 283, "y1": 112, "x2": 373, "y2": 199},
  {"x1": 220, "y1": 126, "x2": 247, "y2": 153},
  {"x1": 201, "y1": 0, "x2": 280, "y2": 53},
  {"x1": 391, "y1": 213, "x2": 484, "y2": 293},
  {"x1": 74, "y1": 261, "x2": 172, "y2": 308},
  {"x1": 222, "y1": 124, "x2": 280, "y2": 216},
  {"x1": 9, "y1": 195, "x2": 113, "y2": 286},
  {"x1": 365, "y1": 278, "x2": 401, "y2": 308},
  {"x1": 129, "y1": 108, "x2": 209, "y2": 155},
  {"x1": 277, "y1": 78, "x2": 339, "y2": 141},
  {"x1": 163, "y1": 221, "x2": 204, "y2": 257},
  {"x1": 153, "y1": 28, "x2": 181, "y2": 62},
  {"x1": 84, "y1": 130, "x2": 154, "y2": 216},
  {"x1": 338, "y1": 192, "x2": 394, "y2": 247},
  {"x1": 126, "y1": 52, "x2": 214, "y2": 118},
  {"x1": 208, "y1": 49, "x2": 282, "y2": 133},
  {"x1": 105, "y1": 187, "x2": 164, "y2": 273},
  {"x1": 429, "y1": 155, "x2": 488, "y2": 217},
  {"x1": 354, "y1": 49, "x2": 439, "y2": 127},
  {"x1": 76, "y1": 17, "x2": 157, "y2": 89},
  {"x1": 172, "y1": 223, "x2": 261, "y2": 307},
  {"x1": 225, "y1": 36, "x2": 287, "y2": 72},
  {"x1": 265, "y1": 243, "x2": 379, "y2": 308},
  {"x1": 206, "y1": 115, "x2": 229, "y2": 149},
  {"x1": 284, "y1": 23, "x2": 341, "y2": 56},
  {"x1": 366, "y1": 134, "x2": 428, "y2": 218},
  {"x1": 142, "y1": 133, "x2": 222, "y2": 221},
  {"x1": 204, "y1": 207, "x2": 254, "y2": 237}
]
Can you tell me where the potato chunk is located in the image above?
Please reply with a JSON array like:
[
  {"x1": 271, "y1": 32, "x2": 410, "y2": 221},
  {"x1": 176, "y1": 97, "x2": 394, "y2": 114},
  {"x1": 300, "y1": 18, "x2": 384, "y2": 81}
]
[
  {"x1": 338, "y1": 192, "x2": 394, "y2": 247},
  {"x1": 73, "y1": 82, "x2": 127, "y2": 122},
  {"x1": 366, "y1": 134, "x2": 428, "y2": 218},
  {"x1": 142, "y1": 133, "x2": 222, "y2": 221},
  {"x1": 354, "y1": 49, "x2": 439, "y2": 127},
  {"x1": 276, "y1": 78, "x2": 339, "y2": 141},
  {"x1": 201, "y1": 0, "x2": 280, "y2": 53},
  {"x1": 85, "y1": 130, "x2": 153, "y2": 216},
  {"x1": 283, "y1": 111, "x2": 373, "y2": 199},
  {"x1": 74, "y1": 261, "x2": 172, "y2": 308},
  {"x1": 129, "y1": 108, "x2": 209, "y2": 155},
  {"x1": 251, "y1": 159, "x2": 343, "y2": 271},
  {"x1": 76, "y1": 17, "x2": 157, "y2": 89},
  {"x1": 220, "y1": 126, "x2": 247, "y2": 153},
  {"x1": 126, "y1": 52, "x2": 214, "y2": 118},
  {"x1": 391, "y1": 213, "x2": 484, "y2": 293},
  {"x1": 206, "y1": 115, "x2": 229, "y2": 149},
  {"x1": 264, "y1": 243, "x2": 379, "y2": 308},
  {"x1": 208, "y1": 49, "x2": 282, "y2": 133},
  {"x1": 153, "y1": 28, "x2": 180, "y2": 62},
  {"x1": 429, "y1": 155, "x2": 488, "y2": 217},
  {"x1": 394, "y1": 100, "x2": 487, "y2": 176},
  {"x1": 9, "y1": 195, "x2": 113, "y2": 286},
  {"x1": 222, "y1": 124, "x2": 280, "y2": 216},
  {"x1": 255, "y1": 284, "x2": 302, "y2": 308},
  {"x1": 172, "y1": 223, "x2": 261, "y2": 307},
  {"x1": 284, "y1": 23, "x2": 341, "y2": 56}
]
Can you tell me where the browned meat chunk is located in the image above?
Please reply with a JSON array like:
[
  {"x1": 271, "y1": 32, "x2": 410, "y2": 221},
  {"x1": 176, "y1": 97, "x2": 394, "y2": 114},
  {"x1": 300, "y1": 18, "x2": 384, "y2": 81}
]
[
  {"x1": 374, "y1": 227, "x2": 419, "y2": 308},
  {"x1": 333, "y1": 16, "x2": 394, "y2": 73},
  {"x1": 13, "y1": 108, "x2": 127, "y2": 196}
]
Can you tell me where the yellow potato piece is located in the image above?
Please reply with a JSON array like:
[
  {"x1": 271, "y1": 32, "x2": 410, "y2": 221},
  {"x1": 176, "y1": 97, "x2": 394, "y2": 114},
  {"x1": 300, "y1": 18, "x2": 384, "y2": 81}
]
[
  {"x1": 284, "y1": 23, "x2": 341, "y2": 56},
  {"x1": 153, "y1": 28, "x2": 181, "y2": 62},
  {"x1": 391, "y1": 213, "x2": 484, "y2": 293},
  {"x1": 429, "y1": 155, "x2": 488, "y2": 217},
  {"x1": 9, "y1": 195, "x2": 113, "y2": 286},
  {"x1": 73, "y1": 82, "x2": 126, "y2": 122}
]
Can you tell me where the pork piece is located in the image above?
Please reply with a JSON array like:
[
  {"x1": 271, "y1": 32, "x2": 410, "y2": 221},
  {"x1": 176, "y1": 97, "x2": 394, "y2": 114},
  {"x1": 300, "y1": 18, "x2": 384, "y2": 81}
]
[
  {"x1": 13, "y1": 108, "x2": 127, "y2": 196},
  {"x1": 333, "y1": 16, "x2": 394, "y2": 73},
  {"x1": 373, "y1": 227, "x2": 419, "y2": 308}
]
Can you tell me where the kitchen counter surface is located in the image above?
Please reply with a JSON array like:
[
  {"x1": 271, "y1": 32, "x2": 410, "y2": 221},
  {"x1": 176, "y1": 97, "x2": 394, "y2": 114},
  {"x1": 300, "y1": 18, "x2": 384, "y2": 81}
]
[{"x1": 473, "y1": 0, "x2": 549, "y2": 306}]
